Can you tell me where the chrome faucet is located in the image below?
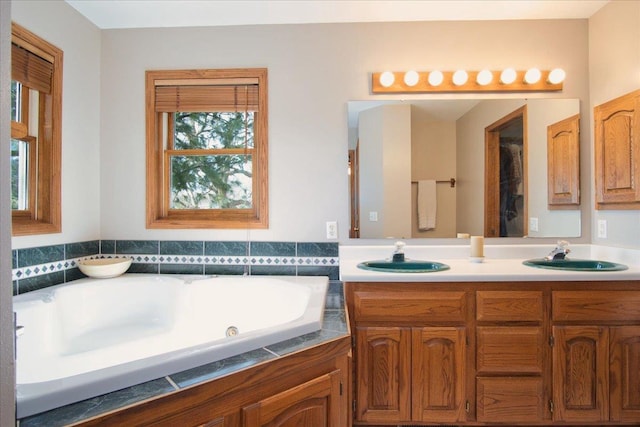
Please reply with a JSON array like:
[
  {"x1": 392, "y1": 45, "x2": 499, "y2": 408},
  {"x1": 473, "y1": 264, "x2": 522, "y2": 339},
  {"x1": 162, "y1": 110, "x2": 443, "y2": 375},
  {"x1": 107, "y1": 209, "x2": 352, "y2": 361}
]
[
  {"x1": 392, "y1": 241, "x2": 406, "y2": 262},
  {"x1": 545, "y1": 240, "x2": 571, "y2": 261}
]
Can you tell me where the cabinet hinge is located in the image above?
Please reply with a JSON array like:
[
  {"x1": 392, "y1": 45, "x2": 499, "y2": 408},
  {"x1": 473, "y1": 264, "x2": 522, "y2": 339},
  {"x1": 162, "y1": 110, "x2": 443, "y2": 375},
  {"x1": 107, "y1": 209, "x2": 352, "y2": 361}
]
[
  {"x1": 465, "y1": 400, "x2": 470, "y2": 413},
  {"x1": 340, "y1": 382, "x2": 343, "y2": 395},
  {"x1": 549, "y1": 400, "x2": 554, "y2": 413},
  {"x1": 549, "y1": 335, "x2": 555, "y2": 347}
]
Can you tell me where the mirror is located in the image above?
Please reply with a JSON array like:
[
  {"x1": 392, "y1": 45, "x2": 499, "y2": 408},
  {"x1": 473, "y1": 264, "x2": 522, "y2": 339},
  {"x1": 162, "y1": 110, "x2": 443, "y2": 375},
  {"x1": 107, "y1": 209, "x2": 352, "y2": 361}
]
[{"x1": 348, "y1": 98, "x2": 581, "y2": 239}]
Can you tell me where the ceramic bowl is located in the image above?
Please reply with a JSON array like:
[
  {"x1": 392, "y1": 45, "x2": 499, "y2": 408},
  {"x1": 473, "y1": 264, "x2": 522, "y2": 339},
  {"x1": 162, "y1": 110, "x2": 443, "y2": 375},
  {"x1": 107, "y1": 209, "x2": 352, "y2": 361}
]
[{"x1": 77, "y1": 258, "x2": 132, "y2": 279}]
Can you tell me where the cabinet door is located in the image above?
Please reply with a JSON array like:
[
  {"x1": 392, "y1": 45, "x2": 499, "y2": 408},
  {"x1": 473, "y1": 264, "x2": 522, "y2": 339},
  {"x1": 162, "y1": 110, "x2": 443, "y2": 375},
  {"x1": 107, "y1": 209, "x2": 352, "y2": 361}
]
[
  {"x1": 594, "y1": 89, "x2": 640, "y2": 208},
  {"x1": 547, "y1": 114, "x2": 580, "y2": 207},
  {"x1": 242, "y1": 370, "x2": 342, "y2": 427},
  {"x1": 553, "y1": 326, "x2": 609, "y2": 422},
  {"x1": 610, "y1": 326, "x2": 640, "y2": 422},
  {"x1": 355, "y1": 326, "x2": 411, "y2": 423},
  {"x1": 412, "y1": 327, "x2": 466, "y2": 423},
  {"x1": 477, "y1": 377, "x2": 545, "y2": 423}
]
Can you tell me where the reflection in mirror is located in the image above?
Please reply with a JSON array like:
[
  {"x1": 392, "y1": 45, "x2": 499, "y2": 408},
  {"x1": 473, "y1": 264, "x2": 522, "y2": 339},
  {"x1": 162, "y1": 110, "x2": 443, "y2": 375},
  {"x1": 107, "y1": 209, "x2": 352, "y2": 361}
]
[{"x1": 348, "y1": 98, "x2": 581, "y2": 239}]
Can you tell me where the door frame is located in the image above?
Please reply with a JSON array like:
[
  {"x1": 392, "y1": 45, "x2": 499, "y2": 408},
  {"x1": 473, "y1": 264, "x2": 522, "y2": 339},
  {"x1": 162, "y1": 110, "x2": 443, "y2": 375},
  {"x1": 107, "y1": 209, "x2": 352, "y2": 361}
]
[{"x1": 484, "y1": 106, "x2": 528, "y2": 237}]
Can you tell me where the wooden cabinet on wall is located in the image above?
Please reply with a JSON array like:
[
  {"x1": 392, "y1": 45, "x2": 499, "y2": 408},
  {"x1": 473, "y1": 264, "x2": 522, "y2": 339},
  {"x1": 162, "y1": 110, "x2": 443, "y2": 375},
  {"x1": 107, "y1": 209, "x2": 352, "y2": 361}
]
[
  {"x1": 594, "y1": 89, "x2": 640, "y2": 209},
  {"x1": 350, "y1": 286, "x2": 469, "y2": 424},
  {"x1": 346, "y1": 281, "x2": 640, "y2": 426},
  {"x1": 547, "y1": 114, "x2": 580, "y2": 207}
]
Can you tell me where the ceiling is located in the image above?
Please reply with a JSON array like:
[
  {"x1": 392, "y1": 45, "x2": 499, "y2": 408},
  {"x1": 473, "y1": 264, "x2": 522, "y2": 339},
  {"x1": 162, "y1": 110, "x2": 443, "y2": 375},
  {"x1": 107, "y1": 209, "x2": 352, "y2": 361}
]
[{"x1": 65, "y1": 0, "x2": 609, "y2": 30}]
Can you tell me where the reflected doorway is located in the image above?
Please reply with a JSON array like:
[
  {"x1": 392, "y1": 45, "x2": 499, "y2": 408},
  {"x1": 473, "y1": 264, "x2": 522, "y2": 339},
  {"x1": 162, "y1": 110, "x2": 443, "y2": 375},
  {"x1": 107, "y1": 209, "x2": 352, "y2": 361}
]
[{"x1": 484, "y1": 106, "x2": 527, "y2": 237}]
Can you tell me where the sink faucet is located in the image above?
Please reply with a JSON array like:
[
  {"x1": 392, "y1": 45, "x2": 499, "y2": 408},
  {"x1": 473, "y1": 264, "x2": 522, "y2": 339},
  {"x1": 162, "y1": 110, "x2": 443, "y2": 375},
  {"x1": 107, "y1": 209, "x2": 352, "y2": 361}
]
[
  {"x1": 545, "y1": 240, "x2": 571, "y2": 261},
  {"x1": 392, "y1": 241, "x2": 406, "y2": 262}
]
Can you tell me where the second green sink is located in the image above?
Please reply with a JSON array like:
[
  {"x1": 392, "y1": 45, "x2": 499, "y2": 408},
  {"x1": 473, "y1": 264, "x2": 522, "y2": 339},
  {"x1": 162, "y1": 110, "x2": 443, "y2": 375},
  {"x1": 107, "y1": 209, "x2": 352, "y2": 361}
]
[
  {"x1": 523, "y1": 258, "x2": 628, "y2": 271},
  {"x1": 357, "y1": 260, "x2": 450, "y2": 273}
]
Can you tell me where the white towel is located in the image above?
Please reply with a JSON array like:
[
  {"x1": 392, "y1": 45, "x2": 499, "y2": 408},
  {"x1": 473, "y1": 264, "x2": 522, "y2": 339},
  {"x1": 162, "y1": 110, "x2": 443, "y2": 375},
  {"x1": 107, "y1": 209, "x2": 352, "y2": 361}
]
[{"x1": 417, "y1": 180, "x2": 436, "y2": 231}]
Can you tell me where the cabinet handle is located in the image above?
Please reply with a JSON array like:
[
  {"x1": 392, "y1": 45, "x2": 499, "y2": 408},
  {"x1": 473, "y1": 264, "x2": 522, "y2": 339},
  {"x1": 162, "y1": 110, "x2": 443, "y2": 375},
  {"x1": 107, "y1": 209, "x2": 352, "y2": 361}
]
[
  {"x1": 465, "y1": 400, "x2": 470, "y2": 413},
  {"x1": 549, "y1": 400, "x2": 554, "y2": 413}
]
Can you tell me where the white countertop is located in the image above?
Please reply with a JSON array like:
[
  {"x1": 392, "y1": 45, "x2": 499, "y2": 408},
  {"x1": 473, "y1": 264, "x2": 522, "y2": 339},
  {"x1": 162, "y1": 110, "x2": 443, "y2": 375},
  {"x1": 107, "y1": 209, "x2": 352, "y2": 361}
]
[{"x1": 339, "y1": 243, "x2": 640, "y2": 282}]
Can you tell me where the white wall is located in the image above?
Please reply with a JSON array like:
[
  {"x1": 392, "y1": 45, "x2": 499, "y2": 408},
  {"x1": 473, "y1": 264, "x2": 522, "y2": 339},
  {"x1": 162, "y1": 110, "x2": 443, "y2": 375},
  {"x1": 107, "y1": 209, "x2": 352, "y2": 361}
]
[
  {"x1": 359, "y1": 104, "x2": 411, "y2": 238},
  {"x1": 1, "y1": 1, "x2": 15, "y2": 422},
  {"x1": 11, "y1": 0, "x2": 101, "y2": 250},
  {"x1": 10, "y1": 4, "x2": 613, "y2": 245},
  {"x1": 98, "y1": 19, "x2": 591, "y2": 242},
  {"x1": 589, "y1": 0, "x2": 640, "y2": 249},
  {"x1": 358, "y1": 107, "x2": 384, "y2": 238}
]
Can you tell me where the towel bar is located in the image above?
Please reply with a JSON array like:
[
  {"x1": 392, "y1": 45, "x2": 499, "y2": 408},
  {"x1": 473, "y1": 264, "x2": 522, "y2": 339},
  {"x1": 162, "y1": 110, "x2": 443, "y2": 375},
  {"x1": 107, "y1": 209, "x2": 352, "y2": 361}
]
[{"x1": 411, "y1": 178, "x2": 456, "y2": 188}]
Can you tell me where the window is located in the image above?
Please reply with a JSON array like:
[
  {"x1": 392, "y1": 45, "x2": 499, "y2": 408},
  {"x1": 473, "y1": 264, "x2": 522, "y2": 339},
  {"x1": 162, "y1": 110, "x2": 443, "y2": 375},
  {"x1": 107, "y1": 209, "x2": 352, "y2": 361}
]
[
  {"x1": 11, "y1": 23, "x2": 63, "y2": 236},
  {"x1": 146, "y1": 68, "x2": 268, "y2": 229}
]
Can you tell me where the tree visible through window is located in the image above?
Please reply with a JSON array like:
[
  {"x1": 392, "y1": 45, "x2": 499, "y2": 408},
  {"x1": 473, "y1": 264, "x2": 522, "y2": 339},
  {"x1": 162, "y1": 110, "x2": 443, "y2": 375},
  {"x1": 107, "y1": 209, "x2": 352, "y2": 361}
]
[
  {"x1": 171, "y1": 111, "x2": 254, "y2": 209},
  {"x1": 146, "y1": 68, "x2": 268, "y2": 229}
]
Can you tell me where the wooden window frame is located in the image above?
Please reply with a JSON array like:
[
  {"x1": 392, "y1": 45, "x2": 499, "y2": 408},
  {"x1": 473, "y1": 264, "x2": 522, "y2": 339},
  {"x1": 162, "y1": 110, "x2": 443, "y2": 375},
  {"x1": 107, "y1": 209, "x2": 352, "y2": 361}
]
[
  {"x1": 11, "y1": 22, "x2": 62, "y2": 236},
  {"x1": 146, "y1": 68, "x2": 269, "y2": 229}
]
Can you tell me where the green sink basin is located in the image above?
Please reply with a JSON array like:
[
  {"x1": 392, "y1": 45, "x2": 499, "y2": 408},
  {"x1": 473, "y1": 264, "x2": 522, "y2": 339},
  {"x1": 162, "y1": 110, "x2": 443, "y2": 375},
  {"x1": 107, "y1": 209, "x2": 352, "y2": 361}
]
[
  {"x1": 357, "y1": 260, "x2": 450, "y2": 273},
  {"x1": 523, "y1": 258, "x2": 628, "y2": 271}
]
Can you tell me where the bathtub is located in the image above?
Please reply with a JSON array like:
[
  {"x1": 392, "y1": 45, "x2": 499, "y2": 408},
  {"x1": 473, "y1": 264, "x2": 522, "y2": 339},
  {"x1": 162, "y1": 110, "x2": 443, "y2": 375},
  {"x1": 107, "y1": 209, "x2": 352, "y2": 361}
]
[{"x1": 14, "y1": 274, "x2": 328, "y2": 418}]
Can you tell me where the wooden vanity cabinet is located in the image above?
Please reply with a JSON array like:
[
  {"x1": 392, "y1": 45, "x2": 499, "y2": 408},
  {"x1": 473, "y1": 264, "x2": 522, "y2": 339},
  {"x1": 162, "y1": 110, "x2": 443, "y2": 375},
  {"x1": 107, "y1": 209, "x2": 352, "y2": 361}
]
[
  {"x1": 349, "y1": 285, "x2": 469, "y2": 424},
  {"x1": 594, "y1": 89, "x2": 640, "y2": 209},
  {"x1": 346, "y1": 281, "x2": 640, "y2": 426},
  {"x1": 552, "y1": 290, "x2": 640, "y2": 423},
  {"x1": 476, "y1": 290, "x2": 550, "y2": 423}
]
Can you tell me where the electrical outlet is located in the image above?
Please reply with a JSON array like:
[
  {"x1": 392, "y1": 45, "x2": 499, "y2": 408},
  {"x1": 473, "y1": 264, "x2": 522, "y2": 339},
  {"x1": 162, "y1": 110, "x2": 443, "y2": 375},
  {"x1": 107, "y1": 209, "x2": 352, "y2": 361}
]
[
  {"x1": 597, "y1": 219, "x2": 607, "y2": 238},
  {"x1": 369, "y1": 211, "x2": 378, "y2": 222},
  {"x1": 529, "y1": 217, "x2": 539, "y2": 232},
  {"x1": 326, "y1": 221, "x2": 338, "y2": 239}
]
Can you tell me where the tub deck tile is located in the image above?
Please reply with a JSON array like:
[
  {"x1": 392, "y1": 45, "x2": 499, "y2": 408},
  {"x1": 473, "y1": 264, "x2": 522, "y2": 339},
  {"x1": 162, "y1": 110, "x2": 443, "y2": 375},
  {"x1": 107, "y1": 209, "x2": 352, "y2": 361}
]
[
  {"x1": 19, "y1": 377, "x2": 175, "y2": 427},
  {"x1": 264, "y1": 327, "x2": 346, "y2": 357},
  {"x1": 170, "y1": 348, "x2": 277, "y2": 389}
]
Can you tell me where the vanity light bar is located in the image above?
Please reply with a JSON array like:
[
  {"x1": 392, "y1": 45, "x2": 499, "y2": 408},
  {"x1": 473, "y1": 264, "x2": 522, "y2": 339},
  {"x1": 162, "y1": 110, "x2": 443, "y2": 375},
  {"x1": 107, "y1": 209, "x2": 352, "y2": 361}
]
[{"x1": 372, "y1": 69, "x2": 564, "y2": 93}]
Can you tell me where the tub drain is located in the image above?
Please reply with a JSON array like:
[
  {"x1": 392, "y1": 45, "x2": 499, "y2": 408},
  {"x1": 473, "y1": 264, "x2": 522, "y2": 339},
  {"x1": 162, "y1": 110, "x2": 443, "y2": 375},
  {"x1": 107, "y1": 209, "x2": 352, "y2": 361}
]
[{"x1": 226, "y1": 326, "x2": 239, "y2": 337}]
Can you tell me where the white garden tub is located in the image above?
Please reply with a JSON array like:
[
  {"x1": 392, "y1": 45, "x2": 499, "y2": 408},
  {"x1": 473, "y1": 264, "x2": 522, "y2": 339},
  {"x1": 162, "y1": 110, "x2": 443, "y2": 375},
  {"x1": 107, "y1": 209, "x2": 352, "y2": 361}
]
[{"x1": 14, "y1": 274, "x2": 328, "y2": 417}]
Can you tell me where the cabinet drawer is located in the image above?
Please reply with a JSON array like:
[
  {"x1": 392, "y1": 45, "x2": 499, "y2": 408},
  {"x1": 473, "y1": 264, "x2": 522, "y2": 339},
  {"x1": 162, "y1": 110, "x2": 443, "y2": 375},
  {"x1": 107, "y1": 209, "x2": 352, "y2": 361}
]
[
  {"x1": 353, "y1": 291, "x2": 466, "y2": 323},
  {"x1": 553, "y1": 291, "x2": 640, "y2": 322},
  {"x1": 477, "y1": 327, "x2": 544, "y2": 374},
  {"x1": 477, "y1": 377, "x2": 545, "y2": 423},
  {"x1": 477, "y1": 291, "x2": 543, "y2": 322}
]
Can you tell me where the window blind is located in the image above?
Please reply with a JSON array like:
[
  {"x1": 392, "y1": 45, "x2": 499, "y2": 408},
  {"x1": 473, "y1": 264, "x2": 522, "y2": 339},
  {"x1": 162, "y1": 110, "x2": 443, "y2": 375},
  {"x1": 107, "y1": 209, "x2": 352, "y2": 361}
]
[
  {"x1": 11, "y1": 43, "x2": 53, "y2": 94},
  {"x1": 155, "y1": 85, "x2": 259, "y2": 112}
]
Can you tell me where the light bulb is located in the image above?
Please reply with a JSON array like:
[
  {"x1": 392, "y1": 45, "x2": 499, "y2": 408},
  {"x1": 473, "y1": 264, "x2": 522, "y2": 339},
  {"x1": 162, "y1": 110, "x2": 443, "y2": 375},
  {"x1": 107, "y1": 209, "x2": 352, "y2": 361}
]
[
  {"x1": 428, "y1": 70, "x2": 443, "y2": 86},
  {"x1": 476, "y1": 69, "x2": 493, "y2": 86},
  {"x1": 548, "y1": 68, "x2": 566, "y2": 84},
  {"x1": 379, "y1": 71, "x2": 395, "y2": 87},
  {"x1": 452, "y1": 70, "x2": 468, "y2": 86},
  {"x1": 500, "y1": 68, "x2": 517, "y2": 84},
  {"x1": 524, "y1": 68, "x2": 541, "y2": 84},
  {"x1": 403, "y1": 70, "x2": 419, "y2": 87}
]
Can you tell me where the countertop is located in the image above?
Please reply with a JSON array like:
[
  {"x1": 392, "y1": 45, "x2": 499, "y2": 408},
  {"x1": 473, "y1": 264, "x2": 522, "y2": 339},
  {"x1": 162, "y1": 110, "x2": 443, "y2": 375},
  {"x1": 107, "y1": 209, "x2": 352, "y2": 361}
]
[{"x1": 340, "y1": 243, "x2": 640, "y2": 282}]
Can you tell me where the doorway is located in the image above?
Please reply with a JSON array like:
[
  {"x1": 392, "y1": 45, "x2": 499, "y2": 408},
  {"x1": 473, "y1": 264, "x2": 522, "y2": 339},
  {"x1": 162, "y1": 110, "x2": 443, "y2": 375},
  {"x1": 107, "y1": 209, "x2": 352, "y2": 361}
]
[{"x1": 484, "y1": 106, "x2": 527, "y2": 237}]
